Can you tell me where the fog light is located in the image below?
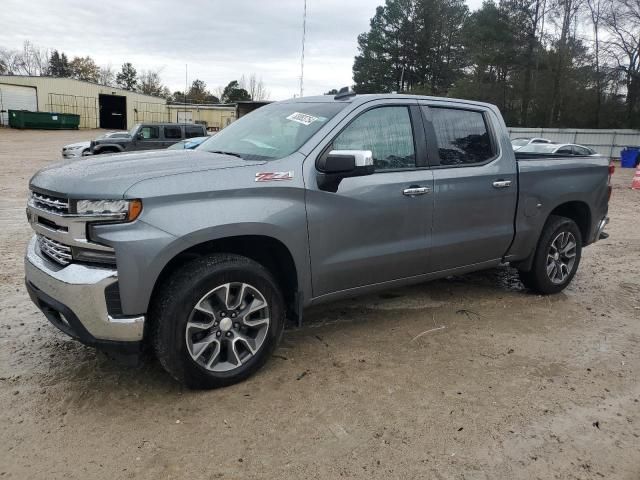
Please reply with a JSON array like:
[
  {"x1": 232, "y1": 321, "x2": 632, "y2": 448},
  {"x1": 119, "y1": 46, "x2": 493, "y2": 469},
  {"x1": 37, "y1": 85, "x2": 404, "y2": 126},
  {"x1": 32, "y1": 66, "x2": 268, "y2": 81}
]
[{"x1": 72, "y1": 247, "x2": 116, "y2": 265}]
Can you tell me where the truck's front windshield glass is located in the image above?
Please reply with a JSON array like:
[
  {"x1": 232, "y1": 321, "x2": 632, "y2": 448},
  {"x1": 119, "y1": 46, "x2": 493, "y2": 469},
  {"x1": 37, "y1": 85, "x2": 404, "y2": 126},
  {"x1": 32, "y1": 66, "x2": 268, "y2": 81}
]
[{"x1": 198, "y1": 102, "x2": 347, "y2": 160}]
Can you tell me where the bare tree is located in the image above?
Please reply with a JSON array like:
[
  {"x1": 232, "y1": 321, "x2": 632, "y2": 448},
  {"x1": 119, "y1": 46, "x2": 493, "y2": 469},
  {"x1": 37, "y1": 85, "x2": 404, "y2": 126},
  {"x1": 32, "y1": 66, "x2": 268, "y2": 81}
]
[
  {"x1": 0, "y1": 47, "x2": 21, "y2": 75},
  {"x1": 98, "y1": 64, "x2": 116, "y2": 86},
  {"x1": 604, "y1": 0, "x2": 640, "y2": 126},
  {"x1": 19, "y1": 40, "x2": 49, "y2": 75},
  {"x1": 240, "y1": 73, "x2": 270, "y2": 101},
  {"x1": 9, "y1": 41, "x2": 50, "y2": 75},
  {"x1": 139, "y1": 69, "x2": 170, "y2": 97},
  {"x1": 586, "y1": 0, "x2": 605, "y2": 126}
]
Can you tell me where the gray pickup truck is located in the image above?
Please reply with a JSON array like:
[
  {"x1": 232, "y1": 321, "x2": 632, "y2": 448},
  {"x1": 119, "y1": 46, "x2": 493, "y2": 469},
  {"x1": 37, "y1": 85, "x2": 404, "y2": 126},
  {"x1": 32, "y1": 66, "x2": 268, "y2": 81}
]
[
  {"x1": 90, "y1": 122, "x2": 207, "y2": 154},
  {"x1": 25, "y1": 93, "x2": 611, "y2": 389}
]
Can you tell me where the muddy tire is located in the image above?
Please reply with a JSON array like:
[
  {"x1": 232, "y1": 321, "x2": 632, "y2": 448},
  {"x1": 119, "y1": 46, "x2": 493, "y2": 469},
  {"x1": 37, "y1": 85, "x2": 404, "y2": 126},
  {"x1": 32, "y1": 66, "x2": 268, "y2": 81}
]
[
  {"x1": 519, "y1": 215, "x2": 582, "y2": 294},
  {"x1": 150, "y1": 253, "x2": 285, "y2": 389}
]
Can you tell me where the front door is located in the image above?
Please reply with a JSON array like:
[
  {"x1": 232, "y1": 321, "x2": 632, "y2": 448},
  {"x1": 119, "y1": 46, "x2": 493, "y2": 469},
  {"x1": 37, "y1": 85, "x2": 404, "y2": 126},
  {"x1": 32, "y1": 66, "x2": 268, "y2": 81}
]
[
  {"x1": 421, "y1": 104, "x2": 517, "y2": 272},
  {"x1": 131, "y1": 125, "x2": 164, "y2": 151},
  {"x1": 305, "y1": 102, "x2": 434, "y2": 297}
]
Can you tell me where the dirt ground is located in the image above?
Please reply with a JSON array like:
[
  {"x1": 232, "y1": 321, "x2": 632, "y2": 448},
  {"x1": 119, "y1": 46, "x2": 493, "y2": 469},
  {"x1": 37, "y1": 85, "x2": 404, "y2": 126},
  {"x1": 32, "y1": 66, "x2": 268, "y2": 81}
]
[{"x1": 0, "y1": 128, "x2": 638, "y2": 480}]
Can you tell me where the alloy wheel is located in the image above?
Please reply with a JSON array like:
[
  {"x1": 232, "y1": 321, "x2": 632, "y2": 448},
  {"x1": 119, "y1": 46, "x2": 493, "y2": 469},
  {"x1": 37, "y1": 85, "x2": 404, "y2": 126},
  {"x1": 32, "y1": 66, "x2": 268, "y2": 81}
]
[
  {"x1": 546, "y1": 231, "x2": 577, "y2": 284},
  {"x1": 185, "y1": 282, "x2": 270, "y2": 372}
]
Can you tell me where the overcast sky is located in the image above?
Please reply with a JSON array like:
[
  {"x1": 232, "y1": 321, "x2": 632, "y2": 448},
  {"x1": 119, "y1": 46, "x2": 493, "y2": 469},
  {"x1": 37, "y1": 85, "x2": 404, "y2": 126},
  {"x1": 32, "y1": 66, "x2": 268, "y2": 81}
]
[{"x1": 1, "y1": 0, "x2": 484, "y2": 100}]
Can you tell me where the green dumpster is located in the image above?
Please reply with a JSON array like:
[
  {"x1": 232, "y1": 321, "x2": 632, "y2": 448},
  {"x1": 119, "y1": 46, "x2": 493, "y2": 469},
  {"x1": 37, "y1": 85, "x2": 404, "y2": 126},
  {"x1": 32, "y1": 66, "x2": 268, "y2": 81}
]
[{"x1": 8, "y1": 110, "x2": 80, "y2": 130}]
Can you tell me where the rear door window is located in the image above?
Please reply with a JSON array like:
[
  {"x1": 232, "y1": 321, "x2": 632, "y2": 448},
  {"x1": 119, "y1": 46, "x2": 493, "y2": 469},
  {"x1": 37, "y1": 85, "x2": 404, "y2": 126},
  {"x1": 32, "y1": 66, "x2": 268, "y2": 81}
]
[
  {"x1": 185, "y1": 126, "x2": 203, "y2": 138},
  {"x1": 556, "y1": 147, "x2": 573, "y2": 155},
  {"x1": 164, "y1": 125, "x2": 182, "y2": 139},
  {"x1": 429, "y1": 108, "x2": 494, "y2": 166},
  {"x1": 573, "y1": 145, "x2": 591, "y2": 155}
]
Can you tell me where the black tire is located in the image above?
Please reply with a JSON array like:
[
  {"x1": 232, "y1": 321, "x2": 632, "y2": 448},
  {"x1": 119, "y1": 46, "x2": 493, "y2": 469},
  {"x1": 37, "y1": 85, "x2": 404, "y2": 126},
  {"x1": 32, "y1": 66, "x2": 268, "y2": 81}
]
[
  {"x1": 519, "y1": 215, "x2": 582, "y2": 294},
  {"x1": 150, "y1": 253, "x2": 285, "y2": 389}
]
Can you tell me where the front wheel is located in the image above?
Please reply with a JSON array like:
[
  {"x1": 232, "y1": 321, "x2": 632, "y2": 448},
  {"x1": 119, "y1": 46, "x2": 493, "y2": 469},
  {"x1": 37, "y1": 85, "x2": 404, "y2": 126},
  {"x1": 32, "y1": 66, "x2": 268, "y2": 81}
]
[
  {"x1": 151, "y1": 253, "x2": 285, "y2": 389},
  {"x1": 519, "y1": 215, "x2": 582, "y2": 294}
]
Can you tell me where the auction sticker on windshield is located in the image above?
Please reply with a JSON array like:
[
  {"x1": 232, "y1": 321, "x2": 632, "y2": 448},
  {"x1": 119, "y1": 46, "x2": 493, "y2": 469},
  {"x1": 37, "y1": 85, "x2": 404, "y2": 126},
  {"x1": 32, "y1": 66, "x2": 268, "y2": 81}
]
[{"x1": 286, "y1": 112, "x2": 319, "y2": 126}]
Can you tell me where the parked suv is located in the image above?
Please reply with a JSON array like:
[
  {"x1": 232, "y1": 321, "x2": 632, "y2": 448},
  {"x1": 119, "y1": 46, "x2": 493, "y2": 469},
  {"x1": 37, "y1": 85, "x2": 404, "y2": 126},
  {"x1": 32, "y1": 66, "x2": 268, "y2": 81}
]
[
  {"x1": 90, "y1": 123, "x2": 207, "y2": 154},
  {"x1": 25, "y1": 94, "x2": 610, "y2": 389}
]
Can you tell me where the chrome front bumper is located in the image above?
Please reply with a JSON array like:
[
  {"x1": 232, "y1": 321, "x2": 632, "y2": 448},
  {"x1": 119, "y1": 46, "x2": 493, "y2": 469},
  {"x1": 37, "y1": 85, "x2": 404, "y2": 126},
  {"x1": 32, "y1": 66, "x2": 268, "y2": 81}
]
[{"x1": 25, "y1": 236, "x2": 144, "y2": 343}]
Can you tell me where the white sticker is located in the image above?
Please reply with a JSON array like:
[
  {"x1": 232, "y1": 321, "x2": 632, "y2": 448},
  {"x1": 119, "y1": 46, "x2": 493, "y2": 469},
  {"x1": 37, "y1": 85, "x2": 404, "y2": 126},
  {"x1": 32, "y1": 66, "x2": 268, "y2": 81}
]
[
  {"x1": 286, "y1": 112, "x2": 319, "y2": 126},
  {"x1": 52, "y1": 115, "x2": 58, "y2": 120}
]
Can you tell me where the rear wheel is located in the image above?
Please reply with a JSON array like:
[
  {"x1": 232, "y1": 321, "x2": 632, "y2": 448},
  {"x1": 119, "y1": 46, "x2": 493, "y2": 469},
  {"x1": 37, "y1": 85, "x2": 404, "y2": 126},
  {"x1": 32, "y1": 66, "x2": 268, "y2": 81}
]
[
  {"x1": 151, "y1": 253, "x2": 285, "y2": 389},
  {"x1": 519, "y1": 215, "x2": 582, "y2": 294}
]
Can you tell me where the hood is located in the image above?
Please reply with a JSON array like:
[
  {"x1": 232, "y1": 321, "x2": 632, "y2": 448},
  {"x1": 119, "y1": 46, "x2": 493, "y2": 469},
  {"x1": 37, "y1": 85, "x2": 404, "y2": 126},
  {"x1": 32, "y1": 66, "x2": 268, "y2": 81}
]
[
  {"x1": 30, "y1": 149, "x2": 264, "y2": 198},
  {"x1": 94, "y1": 136, "x2": 129, "y2": 144},
  {"x1": 63, "y1": 141, "x2": 91, "y2": 149}
]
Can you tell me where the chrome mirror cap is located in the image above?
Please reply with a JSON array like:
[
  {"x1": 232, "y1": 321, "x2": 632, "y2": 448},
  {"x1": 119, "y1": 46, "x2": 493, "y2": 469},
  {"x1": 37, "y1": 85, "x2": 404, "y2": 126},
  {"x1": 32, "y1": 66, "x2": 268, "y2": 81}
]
[{"x1": 328, "y1": 150, "x2": 373, "y2": 167}]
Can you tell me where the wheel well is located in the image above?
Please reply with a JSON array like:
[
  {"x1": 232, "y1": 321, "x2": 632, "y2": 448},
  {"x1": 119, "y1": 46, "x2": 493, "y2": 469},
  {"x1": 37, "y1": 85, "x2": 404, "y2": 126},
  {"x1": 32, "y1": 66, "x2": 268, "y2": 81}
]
[
  {"x1": 97, "y1": 146, "x2": 120, "y2": 153},
  {"x1": 151, "y1": 235, "x2": 299, "y2": 314},
  {"x1": 549, "y1": 201, "x2": 591, "y2": 242}
]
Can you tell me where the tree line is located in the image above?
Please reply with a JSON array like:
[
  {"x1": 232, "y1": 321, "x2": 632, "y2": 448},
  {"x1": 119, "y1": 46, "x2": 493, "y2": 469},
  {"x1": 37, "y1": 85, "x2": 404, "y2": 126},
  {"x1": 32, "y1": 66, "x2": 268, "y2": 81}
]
[
  {"x1": 0, "y1": 41, "x2": 269, "y2": 104},
  {"x1": 353, "y1": 0, "x2": 640, "y2": 129}
]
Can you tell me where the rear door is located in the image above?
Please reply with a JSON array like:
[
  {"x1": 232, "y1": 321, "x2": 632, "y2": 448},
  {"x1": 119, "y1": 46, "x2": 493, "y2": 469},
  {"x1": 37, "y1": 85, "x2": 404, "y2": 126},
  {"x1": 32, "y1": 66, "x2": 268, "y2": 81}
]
[
  {"x1": 163, "y1": 125, "x2": 183, "y2": 148},
  {"x1": 305, "y1": 100, "x2": 434, "y2": 297},
  {"x1": 420, "y1": 102, "x2": 517, "y2": 272}
]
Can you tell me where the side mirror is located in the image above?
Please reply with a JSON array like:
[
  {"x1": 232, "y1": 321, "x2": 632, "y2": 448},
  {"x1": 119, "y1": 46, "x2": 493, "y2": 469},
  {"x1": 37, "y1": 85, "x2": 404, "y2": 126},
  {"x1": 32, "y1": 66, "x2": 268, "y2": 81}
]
[
  {"x1": 316, "y1": 150, "x2": 374, "y2": 192},
  {"x1": 136, "y1": 131, "x2": 144, "y2": 140}
]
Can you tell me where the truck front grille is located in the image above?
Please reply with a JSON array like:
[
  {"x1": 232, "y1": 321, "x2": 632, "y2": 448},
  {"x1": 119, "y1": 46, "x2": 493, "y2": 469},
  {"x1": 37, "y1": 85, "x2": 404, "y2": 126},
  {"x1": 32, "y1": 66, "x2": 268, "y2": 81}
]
[
  {"x1": 37, "y1": 235, "x2": 72, "y2": 266},
  {"x1": 31, "y1": 192, "x2": 69, "y2": 215}
]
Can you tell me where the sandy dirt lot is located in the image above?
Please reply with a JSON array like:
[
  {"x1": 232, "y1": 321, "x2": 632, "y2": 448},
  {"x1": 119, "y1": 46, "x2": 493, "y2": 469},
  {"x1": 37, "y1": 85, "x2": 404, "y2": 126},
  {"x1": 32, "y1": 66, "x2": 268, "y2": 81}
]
[{"x1": 0, "y1": 128, "x2": 639, "y2": 479}]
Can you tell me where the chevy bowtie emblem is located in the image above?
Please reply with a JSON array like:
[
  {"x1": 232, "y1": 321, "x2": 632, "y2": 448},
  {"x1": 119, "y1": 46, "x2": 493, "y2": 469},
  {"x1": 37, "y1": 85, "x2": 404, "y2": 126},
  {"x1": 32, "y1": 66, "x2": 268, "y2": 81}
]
[{"x1": 255, "y1": 171, "x2": 294, "y2": 182}]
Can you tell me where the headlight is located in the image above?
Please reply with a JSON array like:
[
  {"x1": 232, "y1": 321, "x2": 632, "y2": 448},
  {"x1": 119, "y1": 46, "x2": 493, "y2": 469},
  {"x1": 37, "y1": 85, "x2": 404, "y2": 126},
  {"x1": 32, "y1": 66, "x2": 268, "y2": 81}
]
[{"x1": 76, "y1": 199, "x2": 142, "y2": 222}]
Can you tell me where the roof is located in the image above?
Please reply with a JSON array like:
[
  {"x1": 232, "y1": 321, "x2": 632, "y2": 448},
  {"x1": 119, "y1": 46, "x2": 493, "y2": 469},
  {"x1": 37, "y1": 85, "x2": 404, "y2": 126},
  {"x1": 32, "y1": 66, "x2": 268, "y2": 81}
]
[
  {"x1": 282, "y1": 93, "x2": 499, "y2": 111},
  {"x1": 0, "y1": 75, "x2": 166, "y2": 101}
]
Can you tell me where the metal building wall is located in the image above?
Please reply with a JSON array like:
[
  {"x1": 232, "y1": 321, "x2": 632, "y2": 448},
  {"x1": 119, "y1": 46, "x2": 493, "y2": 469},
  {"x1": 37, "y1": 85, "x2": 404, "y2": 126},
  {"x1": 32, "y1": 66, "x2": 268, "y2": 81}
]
[
  {"x1": 0, "y1": 75, "x2": 166, "y2": 129},
  {"x1": 508, "y1": 128, "x2": 640, "y2": 158},
  {"x1": 166, "y1": 105, "x2": 236, "y2": 131}
]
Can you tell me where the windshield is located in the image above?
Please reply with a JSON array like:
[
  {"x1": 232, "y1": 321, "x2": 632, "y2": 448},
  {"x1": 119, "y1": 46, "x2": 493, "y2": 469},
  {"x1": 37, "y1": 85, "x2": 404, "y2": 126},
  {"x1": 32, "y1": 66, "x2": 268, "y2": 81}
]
[
  {"x1": 128, "y1": 124, "x2": 141, "y2": 137},
  {"x1": 198, "y1": 102, "x2": 347, "y2": 160},
  {"x1": 511, "y1": 138, "x2": 530, "y2": 147}
]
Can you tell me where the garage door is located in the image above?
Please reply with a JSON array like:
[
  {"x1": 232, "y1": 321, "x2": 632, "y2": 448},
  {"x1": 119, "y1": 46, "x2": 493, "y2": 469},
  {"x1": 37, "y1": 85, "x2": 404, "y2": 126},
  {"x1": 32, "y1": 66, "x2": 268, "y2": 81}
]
[{"x1": 0, "y1": 84, "x2": 37, "y2": 127}]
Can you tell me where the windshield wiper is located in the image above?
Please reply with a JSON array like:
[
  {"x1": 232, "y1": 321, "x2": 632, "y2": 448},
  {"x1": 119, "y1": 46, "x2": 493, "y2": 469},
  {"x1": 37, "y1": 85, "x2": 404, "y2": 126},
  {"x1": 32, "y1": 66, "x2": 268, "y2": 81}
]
[{"x1": 208, "y1": 150, "x2": 244, "y2": 159}]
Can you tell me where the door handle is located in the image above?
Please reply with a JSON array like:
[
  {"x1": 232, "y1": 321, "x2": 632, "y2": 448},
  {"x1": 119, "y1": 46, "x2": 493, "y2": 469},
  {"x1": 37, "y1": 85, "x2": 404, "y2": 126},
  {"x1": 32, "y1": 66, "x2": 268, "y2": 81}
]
[
  {"x1": 403, "y1": 186, "x2": 431, "y2": 196},
  {"x1": 492, "y1": 180, "x2": 512, "y2": 188}
]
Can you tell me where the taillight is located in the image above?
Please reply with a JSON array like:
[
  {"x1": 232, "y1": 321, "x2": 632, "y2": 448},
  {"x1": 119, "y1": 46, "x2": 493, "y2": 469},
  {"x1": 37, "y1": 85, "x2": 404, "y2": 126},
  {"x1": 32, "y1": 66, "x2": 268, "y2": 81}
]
[{"x1": 607, "y1": 161, "x2": 614, "y2": 201}]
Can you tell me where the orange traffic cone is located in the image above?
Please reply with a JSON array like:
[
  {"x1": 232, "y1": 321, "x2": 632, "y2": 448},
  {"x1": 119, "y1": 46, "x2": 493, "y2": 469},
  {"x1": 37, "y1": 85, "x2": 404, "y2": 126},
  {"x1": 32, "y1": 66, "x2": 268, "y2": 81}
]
[{"x1": 632, "y1": 165, "x2": 640, "y2": 190}]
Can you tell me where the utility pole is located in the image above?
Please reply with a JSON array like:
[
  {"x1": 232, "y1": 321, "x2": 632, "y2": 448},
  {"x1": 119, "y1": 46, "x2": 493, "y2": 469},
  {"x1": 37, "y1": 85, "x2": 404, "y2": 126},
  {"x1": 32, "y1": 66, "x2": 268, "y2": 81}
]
[
  {"x1": 300, "y1": 0, "x2": 307, "y2": 98},
  {"x1": 184, "y1": 64, "x2": 188, "y2": 123}
]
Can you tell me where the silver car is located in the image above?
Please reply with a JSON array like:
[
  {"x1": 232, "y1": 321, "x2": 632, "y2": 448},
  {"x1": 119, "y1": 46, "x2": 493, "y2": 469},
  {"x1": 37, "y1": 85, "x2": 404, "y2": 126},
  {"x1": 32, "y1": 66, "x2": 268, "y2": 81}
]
[
  {"x1": 511, "y1": 137, "x2": 551, "y2": 151},
  {"x1": 518, "y1": 143, "x2": 597, "y2": 156},
  {"x1": 62, "y1": 131, "x2": 130, "y2": 159}
]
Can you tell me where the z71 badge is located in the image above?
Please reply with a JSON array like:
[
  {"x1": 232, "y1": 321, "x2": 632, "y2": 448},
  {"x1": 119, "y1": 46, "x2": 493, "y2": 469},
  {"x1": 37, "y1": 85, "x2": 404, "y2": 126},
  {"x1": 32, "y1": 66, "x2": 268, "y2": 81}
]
[{"x1": 255, "y1": 171, "x2": 294, "y2": 182}]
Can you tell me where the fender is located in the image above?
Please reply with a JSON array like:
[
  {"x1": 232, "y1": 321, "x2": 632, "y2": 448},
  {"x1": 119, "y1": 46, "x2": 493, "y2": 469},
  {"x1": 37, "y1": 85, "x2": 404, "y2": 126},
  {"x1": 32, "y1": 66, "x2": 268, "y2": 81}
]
[{"x1": 93, "y1": 143, "x2": 125, "y2": 154}]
